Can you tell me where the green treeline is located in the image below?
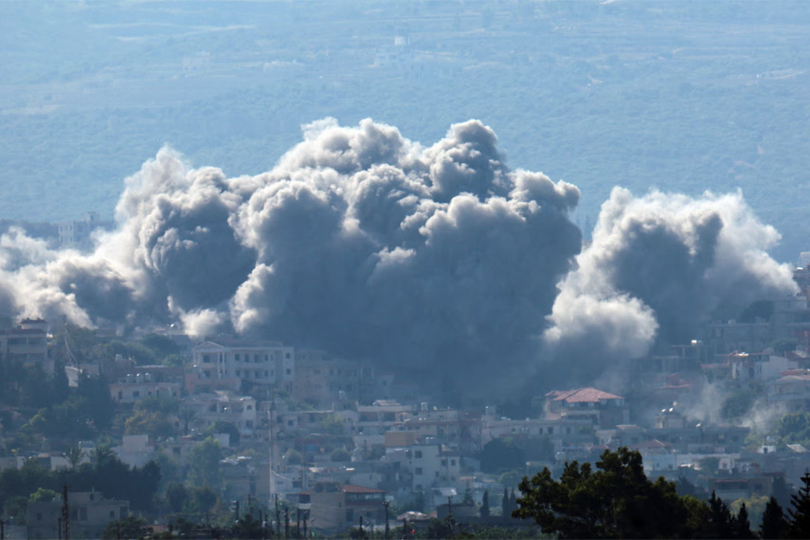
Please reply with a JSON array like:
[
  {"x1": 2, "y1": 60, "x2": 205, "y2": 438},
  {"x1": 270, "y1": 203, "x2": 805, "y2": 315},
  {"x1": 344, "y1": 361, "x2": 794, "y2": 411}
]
[
  {"x1": 0, "y1": 451, "x2": 160, "y2": 524},
  {"x1": 514, "y1": 447, "x2": 810, "y2": 539}
]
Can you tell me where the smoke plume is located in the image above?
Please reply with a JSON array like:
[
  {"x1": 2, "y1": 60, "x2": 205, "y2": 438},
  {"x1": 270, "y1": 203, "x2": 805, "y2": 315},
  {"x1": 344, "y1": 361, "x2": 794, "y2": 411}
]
[
  {"x1": 0, "y1": 119, "x2": 798, "y2": 395},
  {"x1": 544, "y1": 187, "x2": 798, "y2": 382}
]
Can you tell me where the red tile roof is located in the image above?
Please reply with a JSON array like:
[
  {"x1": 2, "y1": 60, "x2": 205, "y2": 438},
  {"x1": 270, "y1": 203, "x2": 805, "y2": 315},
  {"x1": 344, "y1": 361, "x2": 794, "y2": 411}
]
[{"x1": 546, "y1": 388, "x2": 623, "y2": 403}]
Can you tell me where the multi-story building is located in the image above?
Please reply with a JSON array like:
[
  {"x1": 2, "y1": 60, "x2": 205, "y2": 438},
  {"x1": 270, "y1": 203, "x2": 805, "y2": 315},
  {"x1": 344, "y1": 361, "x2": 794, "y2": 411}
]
[
  {"x1": 57, "y1": 212, "x2": 113, "y2": 251},
  {"x1": 191, "y1": 339, "x2": 294, "y2": 396},
  {"x1": 27, "y1": 491, "x2": 129, "y2": 540},
  {"x1": 545, "y1": 388, "x2": 629, "y2": 427},
  {"x1": 293, "y1": 350, "x2": 378, "y2": 407},
  {"x1": 182, "y1": 390, "x2": 258, "y2": 438},
  {"x1": 301, "y1": 482, "x2": 386, "y2": 533},
  {"x1": 0, "y1": 318, "x2": 49, "y2": 368}
]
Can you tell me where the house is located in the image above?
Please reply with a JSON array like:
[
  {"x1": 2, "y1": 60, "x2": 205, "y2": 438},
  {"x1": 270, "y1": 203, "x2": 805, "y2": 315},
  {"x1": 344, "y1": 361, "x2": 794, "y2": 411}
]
[
  {"x1": 730, "y1": 352, "x2": 798, "y2": 383},
  {"x1": 766, "y1": 373, "x2": 810, "y2": 410},
  {"x1": 27, "y1": 491, "x2": 129, "y2": 540},
  {"x1": 545, "y1": 388, "x2": 629, "y2": 427},
  {"x1": 301, "y1": 482, "x2": 386, "y2": 533},
  {"x1": 109, "y1": 372, "x2": 182, "y2": 403}
]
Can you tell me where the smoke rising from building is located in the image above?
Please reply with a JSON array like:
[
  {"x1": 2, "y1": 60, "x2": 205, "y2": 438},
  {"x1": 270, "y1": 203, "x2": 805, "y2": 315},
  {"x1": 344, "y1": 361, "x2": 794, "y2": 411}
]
[{"x1": 0, "y1": 119, "x2": 798, "y2": 394}]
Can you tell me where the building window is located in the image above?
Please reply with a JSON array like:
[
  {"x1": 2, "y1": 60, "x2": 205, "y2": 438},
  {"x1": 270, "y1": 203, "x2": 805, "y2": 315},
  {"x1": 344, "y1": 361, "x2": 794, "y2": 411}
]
[
  {"x1": 133, "y1": 391, "x2": 140, "y2": 398},
  {"x1": 286, "y1": 368, "x2": 291, "y2": 375},
  {"x1": 236, "y1": 370, "x2": 241, "y2": 376},
  {"x1": 235, "y1": 354, "x2": 240, "y2": 362},
  {"x1": 265, "y1": 370, "x2": 269, "y2": 376},
  {"x1": 415, "y1": 467, "x2": 423, "y2": 475},
  {"x1": 415, "y1": 451, "x2": 423, "y2": 459},
  {"x1": 255, "y1": 354, "x2": 259, "y2": 363}
]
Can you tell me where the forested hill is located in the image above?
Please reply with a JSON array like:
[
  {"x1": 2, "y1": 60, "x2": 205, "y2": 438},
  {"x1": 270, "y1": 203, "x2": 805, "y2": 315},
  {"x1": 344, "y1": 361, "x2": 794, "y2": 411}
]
[{"x1": 2, "y1": 0, "x2": 809, "y2": 261}]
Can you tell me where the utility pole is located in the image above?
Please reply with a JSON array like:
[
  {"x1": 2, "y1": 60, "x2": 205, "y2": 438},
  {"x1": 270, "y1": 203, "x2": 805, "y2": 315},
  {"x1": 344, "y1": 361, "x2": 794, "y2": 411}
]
[
  {"x1": 275, "y1": 495, "x2": 281, "y2": 538},
  {"x1": 302, "y1": 510, "x2": 308, "y2": 538},
  {"x1": 383, "y1": 500, "x2": 390, "y2": 539},
  {"x1": 359, "y1": 515, "x2": 364, "y2": 538},
  {"x1": 1, "y1": 518, "x2": 5, "y2": 540},
  {"x1": 284, "y1": 507, "x2": 290, "y2": 538},
  {"x1": 62, "y1": 486, "x2": 70, "y2": 540},
  {"x1": 58, "y1": 518, "x2": 62, "y2": 540}
]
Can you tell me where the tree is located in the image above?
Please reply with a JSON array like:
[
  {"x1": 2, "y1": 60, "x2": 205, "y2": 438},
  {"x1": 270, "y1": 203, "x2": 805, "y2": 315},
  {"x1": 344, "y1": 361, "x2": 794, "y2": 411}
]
[
  {"x1": 165, "y1": 481, "x2": 188, "y2": 514},
  {"x1": 463, "y1": 484, "x2": 474, "y2": 506},
  {"x1": 761, "y1": 496, "x2": 787, "y2": 539},
  {"x1": 481, "y1": 490, "x2": 490, "y2": 518},
  {"x1": 187, "y1": 437, "x2": 223, "y2": 489},
  {"x1": 735, "y1": 502, "x2": 753, "y2": 539},
  {"x1": 177, "y1": 408, "x2": 196, "y2": 436},
  {"x1": 786, "y1": 470, "x2": 810, "y2": 539},
  {"x1": 101, "y1": 515, "x2": 150, "y2": 540},
  {"x1": 502, "y1": 487, "x2": 510, "y2": 518},
  {"x1": 513, "y1": 447, "x2": 708, "y2": 538},
  {"x1": 125, "y1": 409, "x2": 176, "y2": 438},
  {"x1": 701, "y1": 491, "x2": 734, "y2": 539},
  {"x1": 204, "y1": 420, "x2": 240, "y2": 447},
  {"x1": 65, "y1": 446, "x2": 85, "y2": 469},
  {"x1": 331, "y1": 447, "x2": 351, "y2": 462},
  {"x1": 480, "y1": 438, "x2": 525, "y2": 474},
  {"x1": 28, "y1": 488, "x2": 59, "y2": 504}
]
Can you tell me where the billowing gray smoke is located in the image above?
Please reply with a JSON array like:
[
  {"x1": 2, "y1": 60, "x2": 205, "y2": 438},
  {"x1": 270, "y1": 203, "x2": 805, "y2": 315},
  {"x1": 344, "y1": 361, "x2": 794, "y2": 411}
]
[
  {"x1": 0, "y1": 119, "x2": 583, "y2": 395},
  {"x1": 544, "y1": 187, "x2": 798, "y2": 382},
  {"x1": 0, "y1": 119, "x2": 798, "y2": 395}
]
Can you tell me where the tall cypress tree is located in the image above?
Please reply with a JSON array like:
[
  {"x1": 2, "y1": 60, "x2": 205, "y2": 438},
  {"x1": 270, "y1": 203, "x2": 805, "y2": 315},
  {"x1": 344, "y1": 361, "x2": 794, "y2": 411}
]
[
  {"x1": 501, "y1": 487, "x2": 509, "y2": 517},
  {"x1": 787, "y1": 471, "x2": 810, "y2": 539},
  {"x1": 735, "y1": 502, "x2": 753, "y2": 539},
  {"x1": 480, "y1": 490, "x2": 490, "y2": 518},
  {"x1": 761, "y1": 496, "x2": 786, "y2": 540}
]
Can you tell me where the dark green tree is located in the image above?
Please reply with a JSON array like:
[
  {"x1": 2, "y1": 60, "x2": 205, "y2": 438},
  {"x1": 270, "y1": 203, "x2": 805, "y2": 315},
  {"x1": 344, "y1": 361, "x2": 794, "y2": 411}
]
[
  {"x1": 761, "y1": 496, "x2": 787, "y2": 539},
  {"x1": 101, "y1": 515, "x2": 150, "y2": 540},
  {"x1": 481, "y1": 490, "x2": 490, "y2": 518},
  {"x1": 513, "y1": 447, "x2": 708, "y2": 538},
  {"x1": 701, "y1": 491, "x2": 734, "y2": 539},
  {"x1": 165, "y1": 481, "x2": 188, "y2": 514},
  {"x1": 502, "y1": 487, "x2": 509, "y2": 517},
  {"x1": 187, "y1": 437, "x2": 223, "y2": 489},
  {"x1": 480, "y1": 437, "x2": 525, "y2": 474},
  {"x1": 786, "y1": 471, "x2": 810, "y2": 539},
  {"x1": 735, "y1": 502, "x2": 753, "y2": 539},
  {"x1": 204, "y1": 420, "x2": 240, "y2": 447}
]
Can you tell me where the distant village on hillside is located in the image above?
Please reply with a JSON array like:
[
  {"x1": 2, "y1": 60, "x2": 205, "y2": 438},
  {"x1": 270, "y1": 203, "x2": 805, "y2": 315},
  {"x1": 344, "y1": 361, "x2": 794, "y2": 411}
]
[{"x1": 3, "y1": 254, "x2": 810, "y2": 537}]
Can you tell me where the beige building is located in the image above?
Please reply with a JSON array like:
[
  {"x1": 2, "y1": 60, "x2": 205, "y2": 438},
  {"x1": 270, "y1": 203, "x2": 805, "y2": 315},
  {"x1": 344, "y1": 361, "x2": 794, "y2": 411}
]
[
  {"x1": 27, "y1": 491, "x2": 129, "y2": 540},
  {"x1": 0, "y1": 318, "x2": 49, "y2": 368},
  {"x1": 302, "y1": 482, "x2": 386, "y2": 533},
  {"x1": 191, "y1": 339, "x2": 294, "y2": 396},
  {"x1": 293, "y1": 350, "x2": 378, "y2": 407}
]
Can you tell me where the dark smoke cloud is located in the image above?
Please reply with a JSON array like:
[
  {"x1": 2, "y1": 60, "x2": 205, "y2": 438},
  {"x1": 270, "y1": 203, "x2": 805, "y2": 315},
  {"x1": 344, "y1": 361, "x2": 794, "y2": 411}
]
[
  {"x1": 544, "y1": 188, "x2": 798, "y2": 382},
  {"x1": 0, "y1": 119, "x2": 797, "y2": 395}
]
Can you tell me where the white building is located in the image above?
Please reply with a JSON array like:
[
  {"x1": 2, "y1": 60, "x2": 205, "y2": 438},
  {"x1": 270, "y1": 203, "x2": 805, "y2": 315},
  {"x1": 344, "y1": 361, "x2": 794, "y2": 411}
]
[{"x1": 191, "y1": 339, "x2": 295, "y2": 395}]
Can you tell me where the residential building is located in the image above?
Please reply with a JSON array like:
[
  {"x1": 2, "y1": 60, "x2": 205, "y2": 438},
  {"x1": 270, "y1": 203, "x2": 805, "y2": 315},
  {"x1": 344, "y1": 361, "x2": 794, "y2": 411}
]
[
  {"x1": 109, "y1": 372, "x2": 182, "y2": 403},
  {"x1": 301, "y1": 482, "x2": 386, "y2": 533},
  {"x1": 182, "y1": 391, "x2": 258, "y2": 437},
  {"x1": 293, "y1": 350, "x2": 379, "y2": 407},
  {"x1": 545, "y1": 388, "x2": 629, "y2": 427},
  {"x1": 191, "y1": 339, "x2": 294, "y2": 396},
  {"x1": 0, "y1": 318, "x2": 49, "y2": 368},
  {"x1": 27, "y1": 491, "x2": 129, "y2": 540}
]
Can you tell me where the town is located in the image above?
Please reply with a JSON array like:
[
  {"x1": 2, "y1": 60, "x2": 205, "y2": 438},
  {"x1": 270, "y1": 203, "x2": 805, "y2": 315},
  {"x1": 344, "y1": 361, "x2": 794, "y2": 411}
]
[{"x1": 2, "y1": 259, "x2": 810, "y2": 538}]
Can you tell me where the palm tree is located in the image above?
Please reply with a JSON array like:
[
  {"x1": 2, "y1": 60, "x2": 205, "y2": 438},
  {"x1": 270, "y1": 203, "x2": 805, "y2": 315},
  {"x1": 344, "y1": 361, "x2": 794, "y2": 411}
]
[{"x1": 65, "y1": 446, "x2": 85, "y2": 469}]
